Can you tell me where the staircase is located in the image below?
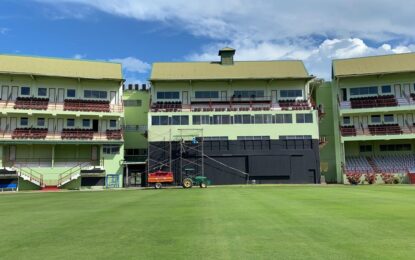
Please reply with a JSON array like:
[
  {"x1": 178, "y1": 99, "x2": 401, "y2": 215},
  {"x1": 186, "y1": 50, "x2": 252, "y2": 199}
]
[
  {"x1": 57, "y1": 161, "x2": 95, "y2": 187},
  {"x1": 366, "y1": 157, "x2": 380, "y2": 174},
  {"x1": 397, "y1": 97, "x2": 410, "y2": 106},
  {"x1": 18, "y1": 168, "x2": 44, "y2": 188}
]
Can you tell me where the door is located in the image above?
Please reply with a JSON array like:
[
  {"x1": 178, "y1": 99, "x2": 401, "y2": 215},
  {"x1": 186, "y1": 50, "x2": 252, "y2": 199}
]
[
  {"x1": 49, "y1": 88, "x2": 56, "y2": 103},
  {"x1": 182, "y1": 91, "x2": 189, "y2": 105},
  {"x1": 394, "y1": 84, "x2": 402, "y2": 98},
  {"x1": 353, "y1": 116, "x2": 359, "y2": 128},
  {"x1": 407, "y1": 114, "x2": 413, "y2": 125},
  {"x1": 110, "y1": 91, "x2": 117, "y2": 105},
  {"x1": 1, "y1": 85, "x2": 9, "y2": 100},
  {"x1": 271, "y1": 90, "x2": 277, "y2": 103},
  {"x1": 221, "y1": 91, "x2": 227, "y2": 102},
  {"x1": 48, "y1": 118, "x2": 55, "y2": 132},
  {"x1": 362, "y1": 116, "x2": 368, "y2": 128},
  {"x1": 57, "y1": 88, "x2": 65, "y2": 103},
  {"x1": 11, "y1": 86, "x2": 18, "y2": 100},
  {"x1": 403, "y1": 84, "x2": 410, "y2": 98},
  {"x1": 101, "y1": 119, "x2": 107, "y2": 132},
  {"x1": 57, "y1": 119, "x2": 64, "y2": 132},
  {"x1": 341, "y1": 89, "x2": 347, "y2": 101},
  {"x1": 0, "y1": 117, "x2": 6, "y2": 131},
  {"x1": 92, "y1": 120, "x2": 99, "y2": 132},
  {"x1": 9, "y1": 118, "x2": 17, "y2": 131},
  {"x1": 397, "y1": 114, "x2": 404, "y2": 126},
  {"x1": 9, "y1": 146, "x2": 16, "y2": 161},
  {"x1": 91, "y1": 146, "x2": 98, "y2": 161}
]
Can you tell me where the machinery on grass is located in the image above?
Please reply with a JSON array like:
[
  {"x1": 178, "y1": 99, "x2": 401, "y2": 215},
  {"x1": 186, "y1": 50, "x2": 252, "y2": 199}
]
[{"x1": 147, "y1": 169, "x2": 210, "y2": 189}]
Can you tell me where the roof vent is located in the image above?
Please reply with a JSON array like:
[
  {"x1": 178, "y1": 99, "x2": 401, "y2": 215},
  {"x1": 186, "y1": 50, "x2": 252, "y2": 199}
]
[{"x1": 218, "y1": 47, "x2": 235, "y2": 65}]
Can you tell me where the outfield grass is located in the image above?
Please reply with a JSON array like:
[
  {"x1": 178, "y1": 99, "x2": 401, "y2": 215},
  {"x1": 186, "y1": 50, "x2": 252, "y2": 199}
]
[{"x1": 0, "y1": 185, "x2": 414, "y2": 259}]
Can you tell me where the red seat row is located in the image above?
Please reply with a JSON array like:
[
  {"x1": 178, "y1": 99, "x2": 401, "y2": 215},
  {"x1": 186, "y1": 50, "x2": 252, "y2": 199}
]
[
  {"x1": 279, "y1": 99, "x2": 310, "y2": 110},
  {"x1": 61, "y1": 128, "x2": 94, "y2": 139},
  {"x1": 106, "y1": 129, "x2": 122, "y2": 140},
  {"x1": 12, "y1": 128, "x2": 48, "y2": 139},
  {"x1": 14, "y1": 97, "x2": 49, "y2": 110},
  {"x1": 151, "y1": 101, "x2": 182, "y2": 112},
  {"x1": 340, "y1": 125, "x2": 356, "y2": 136},
  {"x1": 350, "y1": 95, "x2": 397, "y2": 109},
  {"x1": 64, "y1": 99, "x2": 110, "y2": 112},
  {"x1": 368, "y1": 124, "x2": 402, "y2": 135}
]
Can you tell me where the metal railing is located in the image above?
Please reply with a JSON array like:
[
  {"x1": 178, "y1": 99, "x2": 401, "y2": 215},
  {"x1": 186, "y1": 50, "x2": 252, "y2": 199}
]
[
  {"x1": 57, "y1": 160, "x2": 102, "y2": 187},
  {"x1": 0, "y1": 100, "x2": 124, "y2": 113},
  {"x1": 0, "y1": 130, "x2": 123, "y2": 141},
  {"x1": 18, "y1": 167, "x2": 44, "y2": 187}
]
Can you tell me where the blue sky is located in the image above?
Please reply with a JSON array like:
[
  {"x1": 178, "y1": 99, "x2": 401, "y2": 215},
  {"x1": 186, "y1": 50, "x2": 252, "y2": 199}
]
[{"x1": 1, "y1": 0, "x2": 415, "y2": 83}]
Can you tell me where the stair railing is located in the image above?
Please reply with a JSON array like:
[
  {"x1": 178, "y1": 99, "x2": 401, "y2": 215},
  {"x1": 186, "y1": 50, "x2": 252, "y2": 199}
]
[
  {"x1": 18, "y1": 168, "x2": 44, "y2": 187},
  {"x1": 57, "y1": 161, "x2": 93, "y2": 187}
]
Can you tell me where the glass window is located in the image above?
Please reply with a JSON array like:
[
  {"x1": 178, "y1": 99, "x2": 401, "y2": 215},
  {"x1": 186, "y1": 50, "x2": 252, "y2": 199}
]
[
  {"x1": 152, "y1": 116, "x2": 169, "y2": 125},
  {"x1": 82, "y1": 119, "x2": 90, "y2": 128},
  {"x1": 350, "y1": 86, "x2": 378, "y2": 96},
  {"x1": 171, "y1": 116, "x2": 189, "y2": 125},
  {"x1": 159, "y1": 116, "x2": 169, "y2": 125},
  {"x1": 20, "y1": 117, "x2": 28, "y2": 126},
  {"x1": 280, "y1": 89, "x2": 303, "y2": 98},
  {"x1": 195, "y1": 91, "x2": 219, "y2": 99},
  {"x1": 124, "y1": 100, "x2": 142, "y2": 106},
  {"x1": 233, "y1": 90, "x2": 265, "y2": 98},
  {"x1": 193, "y1": 115, "x2": 210, "y2": 125},
  {"x1": 84, "y1": 90, "x2": 107, "y2": 99},
  {"x1": 110, "y1": 120, "x2": 117, "y2": 128},
  {"x1": 359, "y1": 145, "x2": 372, "y2": 152},
  {"x1": 234, "y1": 115, "x2": 251, "y2": 124},
  {"x1": 67, "y1": 119, "x2": 75, "y2": 127},
  {"x1": 371, "y1": 115, "x2": 381, "y2": 124},
  {"x1": 254, "y1": 114, "x2": 264, "y2": 124},
  {"x1": 381, "y1": 85, "x2": 391, "y2": 93},
  {"x1": 37, "y1": 118, "x2": 45, "y2": 127},
  {"x1": 296, "y1": 113, "x2": 312, "y2": 123},
  {"x1": 156, "y1": 91, "x2": 180, "y2": 99},
  {"x1": 237, "y1": 136, "x2": 270, "y2": 140},
  {"x1": 67, "y1": 89, "x2": 76, "y2": 98},
  {"x1": 103, "y1": 145, "x2": 120, "y2": 154},
  {"x1": 38, "y1": 88, "x2": 47, "y2": 97},
  {"x1": 343, "y1": 117, "x2": 351, "y2": 125},
  {"x1": 384, "y1": 114, "x2": 394, "y2": 123},
  {"x1": 20, "y1": 87, "x2": 30, "y2": 96}
]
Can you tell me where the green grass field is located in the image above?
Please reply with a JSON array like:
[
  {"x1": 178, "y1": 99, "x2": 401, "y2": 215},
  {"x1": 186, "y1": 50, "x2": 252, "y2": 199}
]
[{"x1": 0, "y1": 185, "x2": 414, "y2": 259}]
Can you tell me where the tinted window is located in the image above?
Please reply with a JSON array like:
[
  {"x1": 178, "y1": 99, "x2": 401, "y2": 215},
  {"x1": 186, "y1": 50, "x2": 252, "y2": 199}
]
[
  {"x1": 21, "y1": 87, "x2": 30, "y2": 96},
  {"x1": 67, "y1": 89, "x2": 76, "y2": 98},
  {"x1": 38, "y1": 88, "x2": 47, "y2": 97}
]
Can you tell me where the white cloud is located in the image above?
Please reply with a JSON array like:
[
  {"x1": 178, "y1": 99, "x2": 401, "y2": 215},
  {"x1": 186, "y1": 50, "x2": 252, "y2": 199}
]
[
  {"x1": 73, "y1": 54, "x2": 86, "y2": 59},
  {"x1": 189, "y1": 38, "x2": 415, "y2": 79},
  {"x1": 110, "y1": 57, "x2": 151, "y2": 74},
  {"x1": 37, "y1": 0, "x2": 415, "y2": 42},
  {"x1": 0, "y1": 27, "x2": 10, "y2": 34}
]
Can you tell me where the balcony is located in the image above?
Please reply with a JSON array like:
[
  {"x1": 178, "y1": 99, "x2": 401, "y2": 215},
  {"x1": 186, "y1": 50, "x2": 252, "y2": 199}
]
[
  {"x1": 4, "y1": 158, "x2": 100, "y2": 168},
  {"x1": 340, "y1": 123, "x2": 415, "y2": 142},
  {"x1": 0, "y1": 99, "x2": 123, "y2": 114},
  {"x1": 339, "y1": 94, "x2": 415, "y2": 114},
  {"x1": 150, "y1": 97, "x2": 313, "y2": 113},
  {"x1": 1, "y1": 129, "x2": 123, "y2": 142}
]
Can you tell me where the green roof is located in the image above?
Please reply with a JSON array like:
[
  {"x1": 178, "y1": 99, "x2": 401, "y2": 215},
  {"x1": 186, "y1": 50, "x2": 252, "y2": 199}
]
[
  {"x1": 150, "y1": 60, "x2": 312, "y2": 81},
  {"x1": 0, "y1": 54, "x2": 123, "y2": 80},
  {"x1": 333, "y1": 52, "x2": 415, "y2": 78}
]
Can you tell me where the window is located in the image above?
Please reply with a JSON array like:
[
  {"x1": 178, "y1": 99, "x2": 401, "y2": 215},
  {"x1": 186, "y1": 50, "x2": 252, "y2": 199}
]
[
  {"x1": 82, "y1": 119, "x2": 90, "y2": 128},
  {"x1": 359, "y1": 145, "x2": 372, "y2": 153},
  {"x1": 192, "y1": 115, "x2": 210, "y2": 125},
  {"x1": 124, "y1": 100, "x2": 142, "y2": 106},
  {"x1": 37, "y1": 118, "x2": 45, "y2": 127},
  {"x1": 20, "y1": 87, "x2": 30, "y2": 96},
  {"x1": 67, "y1": 89, "x2": 76, "y2": 98},
  {"x1": 109, "y1": 120, "x2": 117, "y2": 128},
  {"x1": 103, "y1": 145, "x2": 120, "y2": 154},
  {"x1": 156, "y1": 91, "x2": 180, "y2": 99},
  {"x1": 20, "y1": 117, "x2": 28, "y2": 126},
  {"x1": 212, "y1": 115, "x2": 231, "y2": 125},
  {"x1": 296, "y1": 113, "x2": 313, "y2": 123},
  {"x1": 380, "y1": 144, "x2": 411, "y2": 151},
  {"x1": 233, "y1": 90, "x2": 265, "y2": 98},
  {"x1": 38, "y1": 88, "x2": 47, "y2": 97},
  {"x1": 151, "y1": 116, "x2": 169, "y2": 125},
  {"x1": 381, "y1": 85, "x2": 391, "y2": 93},
  {"x1": 202, "y1": 136, "x2": 228, "y2": 141},
  {"x1": 234, "y1": 114, "x2": 251, "y2": 124},
  {"x1": 84, "y1": 90, "x2": 107, "y2": 99},
  {"x1": 343, "y1": 117, "x2": 351, "y2": 125},
  {"x1": 280, "y1": 89, "x2": 303, "y2": 98},
  {"x1": 384, "y1": 114, "x2": 394, "y2": 123},
  {"x1": 253, "y1": 114, "x2": 272, "y2": 124},
  {"x1": 171, "y1": 115, "x2": 189, "y2": 125},
  {"x1": 350, "y1": 86, "x2": 378, "y2": 96},
  {"x1": 67, "y1": 119, "x2": 75, "y2": 127},
  {"x1": 195, "y1": 91, "x2": 219, "y2": 99},
  {"x1": 275, "y1": 114, "x2": 292, "y2": 124},
  {"x1": 280, "y1": 135, "x2": 312, "y2": 140},
  {"x1": 237, "y1": 136, "x2": 270, "y2": 140},
  {"x1": 371, "y1": 115, "x2": 381, "y2": 124}
]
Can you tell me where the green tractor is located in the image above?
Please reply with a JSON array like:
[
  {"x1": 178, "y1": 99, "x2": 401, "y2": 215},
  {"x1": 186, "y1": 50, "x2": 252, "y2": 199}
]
[{"x1": 182, "y1": 168, "x2": 210, "y2": 188}]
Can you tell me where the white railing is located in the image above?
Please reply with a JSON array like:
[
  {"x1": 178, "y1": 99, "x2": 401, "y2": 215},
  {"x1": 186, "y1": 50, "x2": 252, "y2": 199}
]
[{"x1": 0, "y1": 130, "x2": 123, "y2": 141}]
